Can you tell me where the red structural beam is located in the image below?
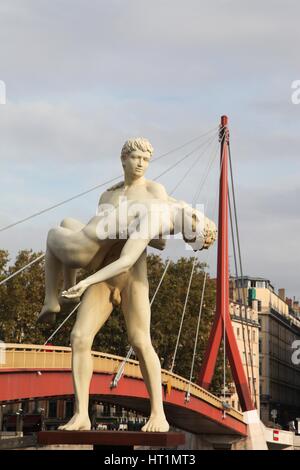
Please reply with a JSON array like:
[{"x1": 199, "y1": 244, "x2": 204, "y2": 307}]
[
  {"x1": 198, "y1": 116, "x2": 254, "y2": 412},
  {"x1": 0, "y1": 368, "x2": 247, "y2": 436}
]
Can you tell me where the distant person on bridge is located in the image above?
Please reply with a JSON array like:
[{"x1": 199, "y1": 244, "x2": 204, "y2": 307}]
[{"x1": 38, "y1": 137, "x2": 216, "y2": 433}]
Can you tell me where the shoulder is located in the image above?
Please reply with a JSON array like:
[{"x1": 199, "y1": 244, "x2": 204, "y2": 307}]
[
  {"x1": 146, "y1": 180, "x2": 168, "y2": 200},
  {"x1": 98, "y1": 182, "x2": 121, "y2": 204},
  {"x1": 98, "y1": 190, "x2": 110, "y2": 206},
  {"x1": 106, "y1": 180, "x2": 124, "y2": 191},
  {"x1": 98, "y1": 181, "x2": 124, "y2": 204}
]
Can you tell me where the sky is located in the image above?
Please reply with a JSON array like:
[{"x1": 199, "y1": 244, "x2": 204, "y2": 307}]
[{"x1": 0, "y1": 0, "x2": 299, "y2": 299}]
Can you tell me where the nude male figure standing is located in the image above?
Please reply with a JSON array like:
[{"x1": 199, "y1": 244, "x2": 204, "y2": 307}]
[{"x1": 57, "y1": 138, "x2": 170, "y2": 432}]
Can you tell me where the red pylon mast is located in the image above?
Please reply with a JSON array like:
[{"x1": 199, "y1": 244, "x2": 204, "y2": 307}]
[{"x1": 198, "y1": 115, "x2": 255, "y2": 412}]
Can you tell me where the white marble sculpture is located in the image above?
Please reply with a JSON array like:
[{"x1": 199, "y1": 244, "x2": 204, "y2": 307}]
[{"x1": 38, "y1": 138, "x2": 217, "y2": 432}]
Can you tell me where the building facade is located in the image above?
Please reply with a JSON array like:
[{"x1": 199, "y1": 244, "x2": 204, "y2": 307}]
[
  {"x1": 0, "y1": 398, "x2": 146, "y2": 433},
  {"x1": 231, "y1": 276, "x2": 300, "y2": 428},
  {"x1": 223, "y1": 301, "x2": 260, "y2": 413}
]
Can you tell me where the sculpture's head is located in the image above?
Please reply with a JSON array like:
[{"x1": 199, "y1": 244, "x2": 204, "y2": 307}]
[
  {"x1": 121, "y1": 138, "x2": 154, "y2": 179},
  {"x1": 181, "y1": 203, "x2": 217, "y2": 251}
]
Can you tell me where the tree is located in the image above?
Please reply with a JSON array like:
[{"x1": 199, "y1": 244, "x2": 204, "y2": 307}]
[
  {"x1": 0, "y1": 250, "x2": 48, "y2": 344},
  {"x1": 146, "y1": 255, "x2": 229, "y2": 393},
  {"x1": 0, "y1": 250, "x2": 230, "y2": 393},
  {"x1": 0, "y1": 250, "x2": 10, "y2": 339}
]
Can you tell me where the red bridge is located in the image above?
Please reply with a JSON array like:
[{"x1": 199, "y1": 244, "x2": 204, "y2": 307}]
[
  {"x1": 0, "y1": 343, "x2": 246, "y2": 438},
  {"x1": 0, "y1": 117, "x2": 265, "y2": 448}
]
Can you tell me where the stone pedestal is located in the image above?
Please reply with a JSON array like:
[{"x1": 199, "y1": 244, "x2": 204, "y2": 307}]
[{"x1": 37, "y1": 430, "x2": 185, "y2": 451}]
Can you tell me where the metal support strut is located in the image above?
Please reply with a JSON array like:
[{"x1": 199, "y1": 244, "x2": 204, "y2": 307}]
[{"x1": 198, "y1": 115, "x2": 255, "y2": 412}]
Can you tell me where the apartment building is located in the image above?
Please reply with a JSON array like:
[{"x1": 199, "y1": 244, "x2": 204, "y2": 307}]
[{"x1": 231, "y1": 276, "x2": 300, "y2": 427}]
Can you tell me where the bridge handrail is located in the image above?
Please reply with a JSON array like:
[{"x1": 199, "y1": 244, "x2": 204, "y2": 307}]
[{"x1": 0, "y1": 343, "x2": 244, "y2": 422}]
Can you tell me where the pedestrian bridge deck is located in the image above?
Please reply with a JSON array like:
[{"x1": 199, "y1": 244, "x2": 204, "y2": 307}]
[{"x1": 0, "y1": 343, "x2": 246, "y2": 436}]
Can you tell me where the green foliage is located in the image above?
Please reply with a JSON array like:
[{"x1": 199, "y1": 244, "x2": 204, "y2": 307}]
[
  {"x1": 0, "y1": 250, "x2": 230, "y2": 393},
  {"x1": 147, "y1": 255, "x2": 229, "y2": 392},
  {"x1": 0, "y1": 249, "x2": 48, "y2": 344}
]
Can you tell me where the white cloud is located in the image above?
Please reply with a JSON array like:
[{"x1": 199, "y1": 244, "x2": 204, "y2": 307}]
[{"x1": 0, "y1": 0, "x2": 299, "y2": 298}]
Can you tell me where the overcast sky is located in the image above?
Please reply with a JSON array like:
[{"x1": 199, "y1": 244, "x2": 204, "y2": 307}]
[{"x1": 0, "y1": 0, "x2": 299, "y2": 299}]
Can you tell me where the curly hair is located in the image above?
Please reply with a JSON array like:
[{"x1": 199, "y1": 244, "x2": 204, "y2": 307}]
[{"x1": 121, "y1": 137, "x2": 154, "y2": 159}]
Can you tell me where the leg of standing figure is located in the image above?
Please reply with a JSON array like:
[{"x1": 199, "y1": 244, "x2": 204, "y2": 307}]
[
  {"x1": 121, "y1": 251, "x2": 169, "y2": 433},
  {"x1": 59, "y1": 282, "x2": 113, "y2": 431}
]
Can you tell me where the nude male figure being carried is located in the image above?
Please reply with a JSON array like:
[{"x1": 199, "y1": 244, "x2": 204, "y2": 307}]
[{"x1": 37, "y1": 138, "x2": 216, "y2": 433}]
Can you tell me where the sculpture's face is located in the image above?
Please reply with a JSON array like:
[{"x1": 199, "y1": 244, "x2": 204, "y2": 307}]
[{"x1": 122, "y1": 150, "x2": 151, "y2": 178}]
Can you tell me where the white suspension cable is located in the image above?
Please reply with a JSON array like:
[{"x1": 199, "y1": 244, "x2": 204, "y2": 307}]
[
  {"x1": 111, "y1": 258, "x2": 171, "y2": 388},
  {"x1": 228, "y1": 143, "x2": 257, "y2": 407},
  {"x1": 149, "y1": 259, "x2": 172, "y2": 308},
  {"x1": 169, "y1": 134, "x2": 218, "y2": 195},
  {"x1": 0, "y1": 134, "x2": 220, "y2": 287},
  {"x1": 153, "y1": 132, "x2": 219, "y2": 182},
  {"x1": 167, "y1": 138, "x2": 221, "y2": 374},
  {"x1": 43, "y1": 259, "x2": 173, "y2": 350},
  {"x1": 0, "y1": 254, "x2": 45, "y2": 286},
  {"x1": 0, "y1": 127, "x2": 224, "y2": 394},
  {"x1": 152, "y1": 125, "x2": 220, "y2": 163},
  {"x1": 186, "y1": 267, "x2": 209, "y2": 402},
  {"x1": 192, "y1": 139, "x2": 220, "y2": 206},
  {"x1": 0, "y1": 133, "x2": 220, "y2": 353},
  {"x1": 43, "y1": 302, "x2": 81, "y2": 345},
  {"x1": 38, "y1": 133, "x2": 218, "y2": 347},
  {"x1": 0, "y1": 127, "x2": 220, "y2": 234},
  {"x1": 185, "y1": 132, "x2": 226, "y2": 402},
  {"x1": 170, "y1": 257, "x2": 197, "y2": 373},
  {"x1": 0, "y1": 176, "x2": 121, "y2": 234}
]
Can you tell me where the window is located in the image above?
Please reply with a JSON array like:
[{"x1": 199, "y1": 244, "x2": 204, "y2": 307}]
[
  {"x1": 65, "y1": 400, "x2": 74, "y2": 418},
  {"x1": 20, "y1": 401, "x2": 29, "y2": 414},
  {"x1": 115, "y1": 405, "x2": 123, "y2": 417},
  {"x1": 48, "y1": 400, "x2": 57, "y2": 418},
  {"x1": 256, "y1": 281, "x2": 265, "y2": 288},
  {"x1": 237, "y1": 328, "x2": 240, "y2": 337}
]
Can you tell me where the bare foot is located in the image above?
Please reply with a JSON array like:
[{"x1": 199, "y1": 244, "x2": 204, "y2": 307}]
[
  {"x1": 37, "y1": 302, "x2": 61, "y2": 324},
  {"x1": 141, "y1": 415, "x2": 170, "y2": 433},
  {"x1": 58, "y1": 413, "x2": 91, "y2": 431},
  {"x1": 58, "y1": 412, "x2": 78, "y2": 430}
]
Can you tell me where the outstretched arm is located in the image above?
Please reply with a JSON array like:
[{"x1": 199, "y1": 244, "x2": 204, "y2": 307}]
[{"x1": 62, "y1": 236, "x2": 153, "y2": 299}]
